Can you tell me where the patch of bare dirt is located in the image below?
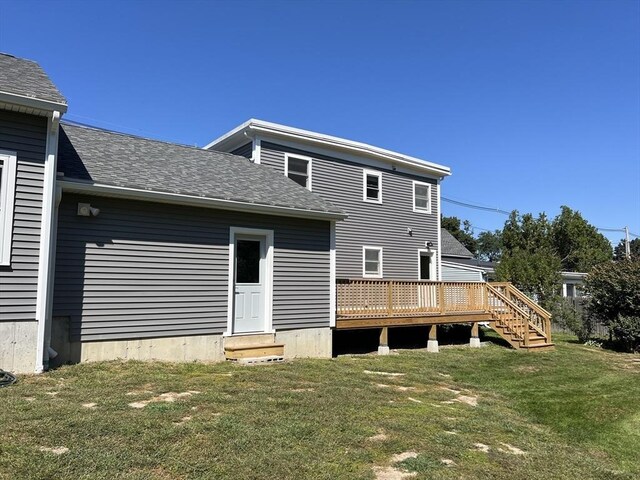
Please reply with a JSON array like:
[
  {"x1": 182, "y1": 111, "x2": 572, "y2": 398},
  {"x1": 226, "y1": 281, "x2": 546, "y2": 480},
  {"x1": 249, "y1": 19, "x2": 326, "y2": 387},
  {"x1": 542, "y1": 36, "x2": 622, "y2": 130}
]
[
  {"x1": 364, "y1": 370, "x2": 405, "y2": 377},
  {"x1": 82, "y1": 403, "x2": 97, "y2": 409},
  {"x1": 372, "y1": 466, "x2": 417, "y2": 480},
  {"x1": 128, "y1": 391, "x2": 201, "y2": 409},
  {"x1": 391, "y1": 451, "x2": 419, "y2": 463},
  {"x1": 455, "y1": 395, "x2": 478, "y2": 407},
  {"x1": 499, "y1": 443, "x2": 526, "y2": 455},
  {"x1": 441, "y1": 459, "x2": 456, "y2": 467},
  {"x1": 472, "y1": 443, "x2": 490, "y2": 453},
  {"x1": 367, "y1": 430, "x2": 388, "y2": 442},
  {"x1": 514, "y1": 365, "x2": 540, "y2": 373},
  {"x1": 39, "y1": 446, "x2": 69, "y2": 455}
]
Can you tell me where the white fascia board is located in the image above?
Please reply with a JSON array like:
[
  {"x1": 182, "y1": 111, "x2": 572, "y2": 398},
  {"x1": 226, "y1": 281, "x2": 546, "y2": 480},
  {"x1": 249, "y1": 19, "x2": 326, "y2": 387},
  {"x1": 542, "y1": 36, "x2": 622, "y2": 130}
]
[
  {"x1": 58, "y1": 180, "x2": 348, "y2": 221},
  {"x1": 0, "y1": 91, "x2": 67, "y2": 115},
  {"x1": 203, "y1": 118, "x2": 255, "y2": 150},
  {"x1": 441, "y1": 260, "x2": 488, "y2": 273},
  {"x1": 206, "y1": 119, "x2": 452, "y2": 178}
]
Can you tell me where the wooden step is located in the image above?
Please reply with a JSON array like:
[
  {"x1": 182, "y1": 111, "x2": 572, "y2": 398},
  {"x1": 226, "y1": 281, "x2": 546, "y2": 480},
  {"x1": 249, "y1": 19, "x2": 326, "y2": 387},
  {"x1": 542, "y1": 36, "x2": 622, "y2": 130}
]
[
  {"x1": 520, "y1": 343, "x2": 555, "y2": 352},
  {"x1": 225, "y1": 343, "x2": 285, "y2": 360}
]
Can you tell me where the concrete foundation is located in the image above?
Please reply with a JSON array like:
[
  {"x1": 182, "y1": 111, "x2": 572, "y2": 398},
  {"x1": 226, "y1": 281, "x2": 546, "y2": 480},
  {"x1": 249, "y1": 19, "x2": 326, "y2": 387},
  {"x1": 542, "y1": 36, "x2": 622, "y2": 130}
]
[
  {"x1": 0, "y1": 321, "x2": 38, "y2": 373},
  {"x1": 50, "y1": 320, "x2": 332, "y2": 366},
  {"x1": 275, "y1": 327, "x2": 332, "y2": 358},
  {"x1": 427, "y1": 339, "x2": 439, "y2": 353},
  {"x1": 470, "y1": 337, "x2": 481, "y2": 348}
]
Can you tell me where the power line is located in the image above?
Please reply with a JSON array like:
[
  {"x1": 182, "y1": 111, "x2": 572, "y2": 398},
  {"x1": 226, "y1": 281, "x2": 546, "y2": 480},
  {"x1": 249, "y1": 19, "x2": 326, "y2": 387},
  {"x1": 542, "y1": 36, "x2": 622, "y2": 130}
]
[
  {"x1": 442, "y1": 195, "x2": 636, "y2": 238},
  {"x1": 442, "y1": 196, "x2": 510, "y2": 215}
]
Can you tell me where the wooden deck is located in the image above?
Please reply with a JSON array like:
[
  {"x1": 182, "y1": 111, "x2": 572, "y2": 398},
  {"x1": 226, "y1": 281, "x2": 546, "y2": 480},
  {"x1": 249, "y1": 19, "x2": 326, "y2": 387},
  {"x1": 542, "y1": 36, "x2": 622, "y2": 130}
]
[{"x1": 336, "y1": 279, "x2": 553, "y2": 350}]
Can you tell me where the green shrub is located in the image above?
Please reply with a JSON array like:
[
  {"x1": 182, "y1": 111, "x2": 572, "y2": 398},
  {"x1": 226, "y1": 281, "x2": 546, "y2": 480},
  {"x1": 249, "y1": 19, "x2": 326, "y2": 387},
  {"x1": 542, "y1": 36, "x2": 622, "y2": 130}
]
[
  {"x1": 584, "y1": 259, "x2": 640, "y2": 351},
  {"x1": 608, "y1": 316, "x2": 640, "y2": 353}
]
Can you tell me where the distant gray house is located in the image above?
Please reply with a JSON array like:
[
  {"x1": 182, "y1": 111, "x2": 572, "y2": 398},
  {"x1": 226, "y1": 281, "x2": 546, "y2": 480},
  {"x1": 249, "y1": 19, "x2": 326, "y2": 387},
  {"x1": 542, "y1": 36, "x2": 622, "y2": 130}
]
[
  {"x1": 440, "y1": 229, "x2": 491, "y2": 282},
  {"x1": 1, "y1": 53, "x2": 461, "y2": 373}
]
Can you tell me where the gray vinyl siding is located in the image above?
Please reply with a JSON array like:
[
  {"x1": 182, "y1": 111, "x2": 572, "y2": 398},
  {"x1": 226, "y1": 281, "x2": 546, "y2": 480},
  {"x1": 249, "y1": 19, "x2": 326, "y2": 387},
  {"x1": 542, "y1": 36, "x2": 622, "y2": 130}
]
[
  {"x1": 53, "y1": 194, "x2": 330, "y2": 341},
  {"x1": 442, "y1": 263, "x2": 484, "y2": 282},
  {"x1": 230, "y1": 142, "x2": 252, "y2": 159},
  {"x1": 0, "y1": 110, "x2": 47, "y2": 323},
  {"x1": 261, "y1": 142, "x2": 439, "y2": 280}
]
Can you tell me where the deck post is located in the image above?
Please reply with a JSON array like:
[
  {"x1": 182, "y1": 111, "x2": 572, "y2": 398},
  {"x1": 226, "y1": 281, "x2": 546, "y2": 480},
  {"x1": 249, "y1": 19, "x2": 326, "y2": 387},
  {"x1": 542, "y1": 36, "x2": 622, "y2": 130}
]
[
  {"x1": 470, "y1": 322, "x2": 480, "y2": 348},
  {"x1": 427, "y1": 325, "x2": 439, "y2": 353},
  {"x1": 378, "y1": 327, "x2": 390, "y2": 355}
]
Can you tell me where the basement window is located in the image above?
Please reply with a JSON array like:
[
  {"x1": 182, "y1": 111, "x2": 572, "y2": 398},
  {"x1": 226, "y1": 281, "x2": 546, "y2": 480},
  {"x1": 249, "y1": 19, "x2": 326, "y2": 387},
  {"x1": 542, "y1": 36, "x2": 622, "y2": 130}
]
[
  {"x1": 0, "y1": 150, "x2": 18, "y2": 266},
  {"x1": 285, "y1": 153, "x2": 312, "y2": 190}
]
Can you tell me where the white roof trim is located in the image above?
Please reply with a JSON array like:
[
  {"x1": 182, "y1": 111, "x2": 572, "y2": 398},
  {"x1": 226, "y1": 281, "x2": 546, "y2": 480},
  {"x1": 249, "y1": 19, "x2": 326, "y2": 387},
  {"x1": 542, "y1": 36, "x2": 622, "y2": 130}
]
[
  {"x1": 205, "y1": 119, "x2": 451, "y2": 178},
  {"x1": 0, "y1": 90, "x2": 67, "y2": 114},
  {"x1": 441, "y1": 260, "x2": 488, "y2": 273},
  {"x1": 58, "y1": 179, "x2": 347, "y2": 221}
]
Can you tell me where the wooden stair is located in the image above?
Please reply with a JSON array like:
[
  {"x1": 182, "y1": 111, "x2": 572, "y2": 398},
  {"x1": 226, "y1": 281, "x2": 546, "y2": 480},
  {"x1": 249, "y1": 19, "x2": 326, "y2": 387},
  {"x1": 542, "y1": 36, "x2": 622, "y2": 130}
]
[
  {"x1": 224, "y1": 333, "x2": 285, "y2": 363},
  {"x1": 486, "y1": 284, "x2": 554, "y2": 352}
]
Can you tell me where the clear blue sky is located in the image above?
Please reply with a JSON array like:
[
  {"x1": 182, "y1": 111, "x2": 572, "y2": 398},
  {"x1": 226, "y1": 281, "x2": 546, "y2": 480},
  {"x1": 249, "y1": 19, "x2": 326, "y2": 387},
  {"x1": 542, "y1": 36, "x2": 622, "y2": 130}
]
[{"x1": 1, "y1": 0, "x2": 638, "y2": 245}]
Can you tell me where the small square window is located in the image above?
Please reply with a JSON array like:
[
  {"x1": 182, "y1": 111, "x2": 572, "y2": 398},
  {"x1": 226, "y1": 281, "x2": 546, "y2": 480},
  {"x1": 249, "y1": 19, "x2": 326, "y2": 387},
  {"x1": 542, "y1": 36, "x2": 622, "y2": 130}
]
[
  {"x1": 363, "y1": 170, "x2": 382, "y2": 203},
  {"x1": 363, "y1": 246, "x2": 383, "y2": 278},
  {"x1": 285, "y1": 154, "x2": 312, "y2": 190},
  {"x1": 413, "y1": 181, "x2": 431, "y2": 213}
]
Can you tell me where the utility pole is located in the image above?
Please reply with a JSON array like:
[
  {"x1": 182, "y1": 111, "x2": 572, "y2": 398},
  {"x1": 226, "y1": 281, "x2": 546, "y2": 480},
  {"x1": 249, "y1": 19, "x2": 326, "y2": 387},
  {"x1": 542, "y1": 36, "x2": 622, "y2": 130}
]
[{"x1": 625, "y1": 226, "x2": 631, "y2": 260}]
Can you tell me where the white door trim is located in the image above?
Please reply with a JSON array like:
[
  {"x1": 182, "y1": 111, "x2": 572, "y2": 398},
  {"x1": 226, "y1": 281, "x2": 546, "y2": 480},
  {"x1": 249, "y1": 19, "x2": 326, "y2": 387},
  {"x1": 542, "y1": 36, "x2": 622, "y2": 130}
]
[
  {"x1": 417, "y1": 248, "x2": 438, "y2": 281},
  {"x1": 226, "y1": 226, "x2": 274, "y2": 336}
]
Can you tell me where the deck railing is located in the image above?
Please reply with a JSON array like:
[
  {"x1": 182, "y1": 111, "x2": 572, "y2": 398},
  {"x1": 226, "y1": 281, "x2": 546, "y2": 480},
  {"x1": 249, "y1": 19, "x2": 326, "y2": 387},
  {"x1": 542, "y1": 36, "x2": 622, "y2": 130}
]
[
  {"x1": 336, "y1": 279, "x2": 552, "y2": 345},
  {"x1": 336, "y1": 279, "x2": 487, "y2": 318}
]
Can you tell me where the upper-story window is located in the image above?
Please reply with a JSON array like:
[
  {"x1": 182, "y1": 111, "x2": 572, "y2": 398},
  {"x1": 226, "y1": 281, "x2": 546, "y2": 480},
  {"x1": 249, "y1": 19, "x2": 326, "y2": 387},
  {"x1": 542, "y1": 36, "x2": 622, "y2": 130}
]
[
  {"x1": 285, "y1": 153, "x2": 312, "y2": 190},
  {"x1": 363, "y1": 246, "x2": 383, "y2": 278},
  {"x1": 0, "y1": 150, "x2": 18, "y2": 266},
  {"x1": 363, "y1": 169, "x2": 382, "y2": 203},
  {"x1": 413, "y1": 181, "x2": 432, "y2": 214}
]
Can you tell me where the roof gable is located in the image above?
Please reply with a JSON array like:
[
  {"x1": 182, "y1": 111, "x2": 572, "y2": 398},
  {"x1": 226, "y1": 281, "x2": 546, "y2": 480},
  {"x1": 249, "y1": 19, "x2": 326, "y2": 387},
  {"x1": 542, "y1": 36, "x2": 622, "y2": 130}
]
[
  {"x1": 441, "y1": 228, "x2": 474, "y2": 258},
  {"x1": 0, "y1": 53, "x2": 66, "y2": 106}
]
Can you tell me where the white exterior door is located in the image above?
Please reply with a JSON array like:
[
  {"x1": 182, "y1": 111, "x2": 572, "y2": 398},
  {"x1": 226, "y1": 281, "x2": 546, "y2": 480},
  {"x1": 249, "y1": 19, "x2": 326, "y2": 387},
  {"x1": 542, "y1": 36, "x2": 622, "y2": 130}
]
[{"x1": 233, "y1": 236, "x2": 266, "y2": 333}]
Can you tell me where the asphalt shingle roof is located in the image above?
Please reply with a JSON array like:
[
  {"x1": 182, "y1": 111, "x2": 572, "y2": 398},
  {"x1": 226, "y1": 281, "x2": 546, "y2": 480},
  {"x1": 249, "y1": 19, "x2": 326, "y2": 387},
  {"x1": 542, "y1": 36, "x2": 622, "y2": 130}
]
[
  {"x1": 57, "y1": 123, "x2": 344, "y2": 217},
  {"x1": 0, "y1": 53, "x2": 66, "y2": 105},
  {"x1": 441, "y1": 228, "x2": 474, "y2": 258}
]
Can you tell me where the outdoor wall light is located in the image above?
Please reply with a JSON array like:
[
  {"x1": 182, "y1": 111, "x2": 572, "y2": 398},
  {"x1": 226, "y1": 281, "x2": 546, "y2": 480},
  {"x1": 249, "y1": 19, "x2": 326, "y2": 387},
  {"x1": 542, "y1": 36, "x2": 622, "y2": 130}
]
[
  {"x1": 407, "y1": 227, "x2": 413, "y2": 235},
  {"x1": 425, "y1": 241, "x2": 434, "y2": 250},
  {"x1": 77, "y1": 203, "x2": 100, "y2": 217}
]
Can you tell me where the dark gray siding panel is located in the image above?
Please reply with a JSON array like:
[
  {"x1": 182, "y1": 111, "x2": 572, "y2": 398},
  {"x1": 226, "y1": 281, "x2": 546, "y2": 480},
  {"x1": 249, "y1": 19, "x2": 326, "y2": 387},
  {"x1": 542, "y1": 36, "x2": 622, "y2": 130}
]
[
  {"x1": 0, "y1": 111, "x2": 46, "y2": 322},
  {"x1": 230, "y1": 142, "x2": 252, "y2": 159},
  {"x1": 53, "y1": 194, "x2": 330, "y2": 341},
  {"x1": 261, "y1": 142, "x2": 439, "y2": 280}
]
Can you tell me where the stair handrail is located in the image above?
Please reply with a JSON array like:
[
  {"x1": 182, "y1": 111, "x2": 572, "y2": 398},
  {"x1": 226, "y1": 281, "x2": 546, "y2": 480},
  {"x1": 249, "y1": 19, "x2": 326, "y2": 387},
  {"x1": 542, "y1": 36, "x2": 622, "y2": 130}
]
[
  {"x1": 485, "y1": 283, "x2": 532, "y2": 344},
  {"x1": 489, "y1": 283, "x2": 552, "y2": 343}
]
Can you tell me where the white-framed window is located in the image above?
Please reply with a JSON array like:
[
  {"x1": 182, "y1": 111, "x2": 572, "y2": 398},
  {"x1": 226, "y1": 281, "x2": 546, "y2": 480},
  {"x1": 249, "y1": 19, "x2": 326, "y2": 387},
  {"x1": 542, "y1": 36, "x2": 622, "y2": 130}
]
[
  {"x1": 0, "y1": 150, "x2": 18, "y2": 266},
  {"x1": 363, "y1": 246, "x2": 383, "y2": 278},
  {"x1": 363, "y1": 169, "x2": 382, "y2": 203},
  {"x1": 413, "y1": 181, "x2": 432, "y2": 213},
  {"x1": 284, "y1": 153, "x2": 312, "y2": 190}
]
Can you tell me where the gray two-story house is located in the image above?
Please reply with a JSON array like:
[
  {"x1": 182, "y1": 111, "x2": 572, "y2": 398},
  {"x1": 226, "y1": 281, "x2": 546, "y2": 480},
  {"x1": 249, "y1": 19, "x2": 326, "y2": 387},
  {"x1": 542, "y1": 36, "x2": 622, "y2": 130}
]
[{"x1": 206, "y1": 120, "x2": 452, "y2": 286}]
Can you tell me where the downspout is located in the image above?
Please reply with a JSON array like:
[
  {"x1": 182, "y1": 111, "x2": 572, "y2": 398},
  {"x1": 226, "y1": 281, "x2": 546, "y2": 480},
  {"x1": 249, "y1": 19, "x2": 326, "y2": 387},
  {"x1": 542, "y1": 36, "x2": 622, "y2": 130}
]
[
  {"x1": 34, "y1": 110, "x2": 61, "y2": 373},
  {"x1": 436, "y1": 179, "x2": 443, "y2": 281}
]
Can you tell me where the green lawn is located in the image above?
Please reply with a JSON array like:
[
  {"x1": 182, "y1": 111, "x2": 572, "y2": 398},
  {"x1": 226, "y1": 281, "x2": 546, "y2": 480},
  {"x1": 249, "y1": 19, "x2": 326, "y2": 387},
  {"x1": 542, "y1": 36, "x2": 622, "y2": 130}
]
[{"x1": 1, "y1": 332, "x2": 639, "y2": 480}]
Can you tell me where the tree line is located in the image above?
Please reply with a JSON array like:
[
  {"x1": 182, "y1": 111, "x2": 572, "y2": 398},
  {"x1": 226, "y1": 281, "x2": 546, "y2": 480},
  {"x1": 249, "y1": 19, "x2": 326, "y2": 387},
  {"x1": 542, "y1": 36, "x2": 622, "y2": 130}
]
[{"x1": 443, "y1": 207, "x2": 639, "y2": 351}]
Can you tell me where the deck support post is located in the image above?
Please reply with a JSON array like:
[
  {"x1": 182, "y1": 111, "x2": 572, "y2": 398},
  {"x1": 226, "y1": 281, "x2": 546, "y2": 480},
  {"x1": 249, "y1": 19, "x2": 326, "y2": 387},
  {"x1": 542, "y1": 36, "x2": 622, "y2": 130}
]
[
  {"x1": 378, "y1": 327, "x2": 390, "y2": 355},
  {"x1": 470, "y1": 323, "x2": 480, "y2": 348},
  {"x1": 427, "y1": 325, "x2": 439, "y2": 353}
]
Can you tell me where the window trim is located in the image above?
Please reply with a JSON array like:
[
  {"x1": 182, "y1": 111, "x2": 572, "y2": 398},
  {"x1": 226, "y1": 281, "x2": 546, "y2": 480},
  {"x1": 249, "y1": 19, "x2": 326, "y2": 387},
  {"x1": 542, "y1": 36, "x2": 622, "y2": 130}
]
[
  {"x1": 413, "y1": 180, "x2": 432, "y2": 214},
  {"x1": 0, "y1": 150, "x2": 18, "y2": 266},
  {"x1": 362, "y1": 169, "x2": 382, "y2": 204},
  {"x1": 284, "y1": 153, "x2": 313, "y2": 191},
  {"x1": 362, "y1": 246, "x2": 383, "y2": 278}
]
